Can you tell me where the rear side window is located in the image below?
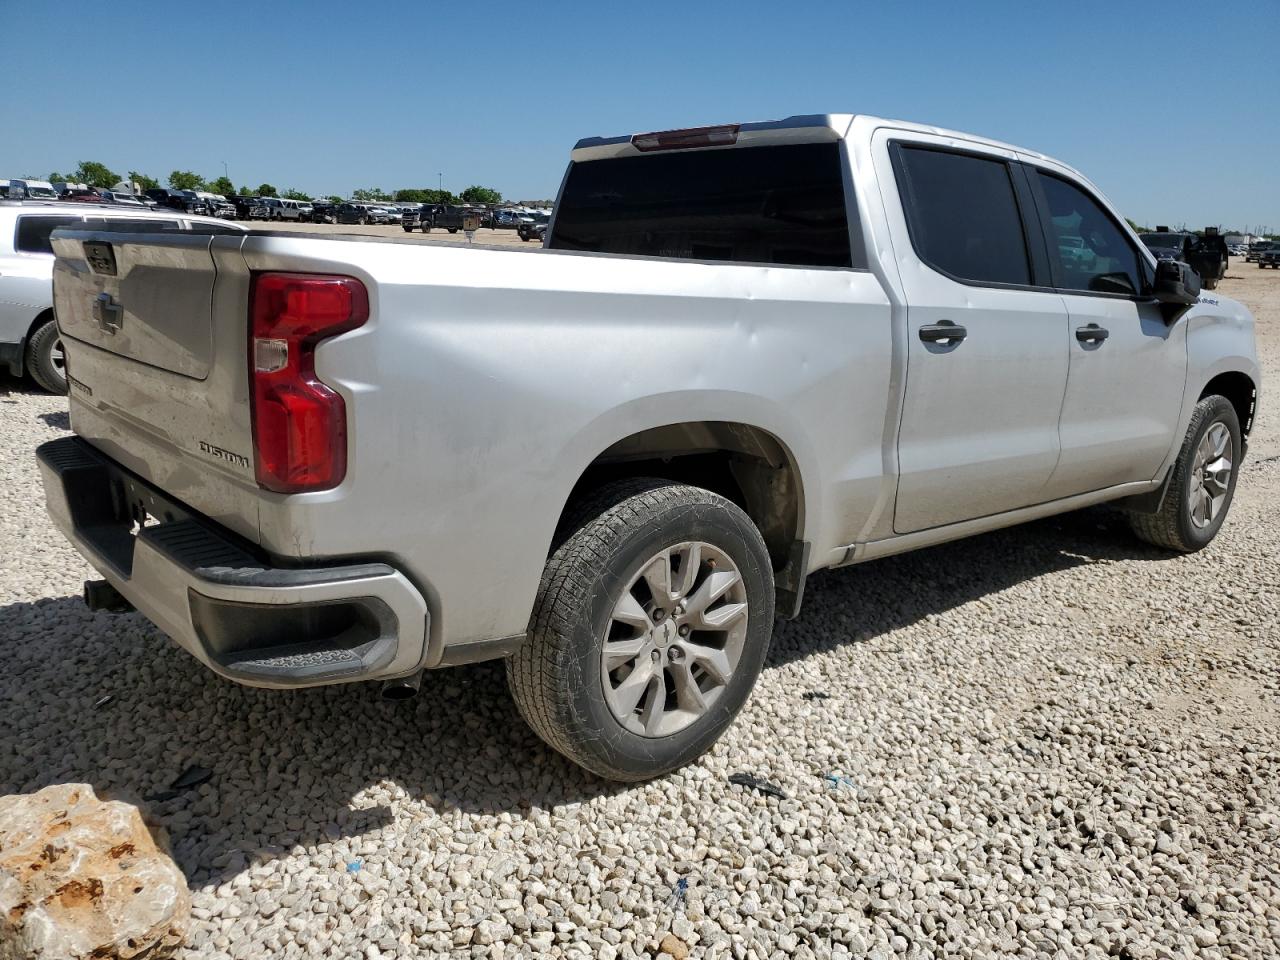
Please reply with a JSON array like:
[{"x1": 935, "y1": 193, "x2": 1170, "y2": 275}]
[
  {"x1": 15, "y1": 215, "x2": 82, "y2": 254},
  {"x1": 549, "y1": 142, "x2": 856, "y2": 268},
  {"x1": 892, "y1": 145, "x2": 1031, "y2": 286}
]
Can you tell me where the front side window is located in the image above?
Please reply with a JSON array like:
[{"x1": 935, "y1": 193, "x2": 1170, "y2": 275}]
[
  {"x1": 550, "y1": 142, "x2": 855, "y2": 268},
  {"x1": 892, "y1": 144, "x2": 1031, "y2": 286},
  {"x1": 15, "y1": 215, "x2": 82, "y2": 254},
  {"x1": 1036, "y1": 172, "x2": 1142, "y2": 296}
]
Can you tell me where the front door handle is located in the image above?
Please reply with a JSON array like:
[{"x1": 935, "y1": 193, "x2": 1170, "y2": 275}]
[
  {"x1": 1075, "y1": 324, "x2": 1109, "y2": 344},
  {"x1": 919, "y1": 321, "x2": 967, "y2": 345}
]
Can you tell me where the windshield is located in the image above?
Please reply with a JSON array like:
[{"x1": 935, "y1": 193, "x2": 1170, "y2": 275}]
[
  {"x1": 28, "y1": 187, "x2": 58, "y2": 199},
  {"x1": 1139, "y1": 233, "x2": 1183, "y2": 249}
]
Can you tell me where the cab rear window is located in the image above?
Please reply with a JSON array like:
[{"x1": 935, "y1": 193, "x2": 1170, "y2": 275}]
[
  {"x1": 16, "y1": 215, "x2": 82, "y2": 254},
  {"x1": 549, "y1": 142, "x2": 857, "y2": 268}
]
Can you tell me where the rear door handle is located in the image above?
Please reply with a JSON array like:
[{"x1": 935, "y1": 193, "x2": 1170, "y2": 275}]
[
  {"x1": 919, "y1": 321, "x2": 967, "y2": 345},
  {"x1": 1075, "y1": 324, "x2": 1109, "y2": 344}
]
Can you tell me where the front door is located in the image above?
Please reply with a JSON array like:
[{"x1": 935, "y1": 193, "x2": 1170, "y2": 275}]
[
  {"x1": 1026, "y1": 169, "x2": 1189, "y2": 497},
  {"x1": 881, "y1": 139, "x2": 1070, "y2": 534}
]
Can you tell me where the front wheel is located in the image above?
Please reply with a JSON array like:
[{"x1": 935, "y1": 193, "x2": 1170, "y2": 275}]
[
  {"x1": 508, "y1": 479, "x2": 775, "y2": 781},
  {"x1": 1127, "y1": 395, "x2": 1241, "y2": 552},
  {"x1": 26, "y1": 319, "x2": 68, "y2": 394}
]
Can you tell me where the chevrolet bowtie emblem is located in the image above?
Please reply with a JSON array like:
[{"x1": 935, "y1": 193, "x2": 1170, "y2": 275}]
[{"x1": 92, "y1": 292, "x2": 123, "y2": 334}]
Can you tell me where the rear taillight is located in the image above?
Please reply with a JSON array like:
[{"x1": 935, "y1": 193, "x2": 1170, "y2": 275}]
[
  {"x1": 631, "y1": 124, "x2": 740, "y2": 152},
  {"x1": 249, "y1": 272, "x2": 368, "y2": 493}
]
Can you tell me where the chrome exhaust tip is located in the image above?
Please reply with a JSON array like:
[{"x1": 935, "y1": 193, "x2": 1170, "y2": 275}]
[{"x1": 380, "y1": 672, "x2": 422, "y2": 701}]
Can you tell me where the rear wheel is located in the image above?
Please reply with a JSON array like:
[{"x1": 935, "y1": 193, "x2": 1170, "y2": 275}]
[
  {"x1": 1127, "y1": 395, "x2": 1240, "y2": 552},
  {"x1": 507, "y1": 479, "x2": 775, "y2": 781},
  {"x1": 25, "y1": 319, "x2": 67, "y2": 394}
]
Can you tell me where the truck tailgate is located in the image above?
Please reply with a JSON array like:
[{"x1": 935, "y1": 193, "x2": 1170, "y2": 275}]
[{"x1": 50, "y1": 229, "x2": 262, "y2": 544}]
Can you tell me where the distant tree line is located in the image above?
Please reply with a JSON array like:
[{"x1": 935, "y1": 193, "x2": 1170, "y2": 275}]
[{"x1": 42, "y1": 160, "x2": 503, "y2": 205}]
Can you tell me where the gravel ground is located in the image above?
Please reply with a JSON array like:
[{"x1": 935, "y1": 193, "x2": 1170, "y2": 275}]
[{"x1": 1, "y1": 261, "x2": 1277, "y2": 960}]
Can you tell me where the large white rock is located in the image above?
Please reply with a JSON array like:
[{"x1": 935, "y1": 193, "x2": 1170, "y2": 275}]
[{"x1": 0, "y1": 783, "x2": 189, "y2": 959}]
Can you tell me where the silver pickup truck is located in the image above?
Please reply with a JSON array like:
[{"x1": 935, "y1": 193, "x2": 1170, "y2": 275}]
[{"x1": 39, "y1": 114, "x2": 1260, "y2": 781}]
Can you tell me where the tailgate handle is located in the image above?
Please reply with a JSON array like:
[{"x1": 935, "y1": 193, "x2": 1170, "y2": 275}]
[{"x1": 92, "y1": 292, "x2": 123, "y2": 335}]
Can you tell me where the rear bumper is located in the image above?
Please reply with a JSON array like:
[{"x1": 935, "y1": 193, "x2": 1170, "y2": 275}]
[{"x1": 37, "y1": 436, "x2": 430, "y2": 689}]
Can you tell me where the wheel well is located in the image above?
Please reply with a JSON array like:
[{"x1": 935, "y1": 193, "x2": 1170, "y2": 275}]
[
  {"x1": 560, "y1": 422, "x2": 805, "y2": 575},
  {"x1": 1201, "y1": 372, "x2": 1256, "y2": 437},
  {"x1": 26, "y1": 308, "x2": 54, "y2": 344}
]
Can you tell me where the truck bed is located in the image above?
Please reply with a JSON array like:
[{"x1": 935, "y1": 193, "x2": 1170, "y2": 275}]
[{"x1": 50, "y1": 226, "x2": 895, "y2": 654}]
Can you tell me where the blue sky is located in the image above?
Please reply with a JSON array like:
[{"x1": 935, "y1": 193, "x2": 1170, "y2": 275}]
[{"x1": 3, "y1": 0, "x2": 1277, "y2": 229}]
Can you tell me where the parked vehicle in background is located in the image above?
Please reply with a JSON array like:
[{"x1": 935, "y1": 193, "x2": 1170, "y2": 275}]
[
  {"x1": 406, "y1": 204, "x2": 473, "y2": 233},
  {"x1": 195, "y1": 192, "x2": 236, "y2": 219},
  {"x1": 0, "y1": 201, "x2": 246, "y2": 393},
  {"x1": 1138, "y1": 230, "x2": 1227, "y2": 289},
  {"x1": 336, "y1": 202, "x2": 373, "y2": 225},
  {"x1": 309, "y1": 201, "x2": 337, "y2": 223},
  {"x1": 146, "y1": 188, "x2": 205, "y2": 215},
  {"x1": 59, "y1": 188, "x2": 106, "y2": 204},
  {"x1": 492, "y1": 208, "x2": 523, "y2": 229},
  {"x1": 517, "y1": 212, "x2": 549, "y2": 242},
  {"x1": 1245, "y1": 242, "x2": 1268, "y2": 263},
  {"x1": 2, "y1": 179, "x2": 59, "y2": 201},
  {"x1": 36, "y1": 114, "x2": 1259, "y2": 781},
  {"x1": 402, "y1": 203, "x2": 435, "y2": 232},
  {"x1": 364, "y1": 206, "x2": 399, "y2": 225},
  {"x1": 98, "y1": 191, "x2": 147, "y2": 208},
  {"x1": 255, "y1": 198, "x2": 308, "y2": 221},
  {"x1": 1258, "y1": 242, "x2": 1280, "y2": 269},
  {"x1": 401, "y1": 204, "x2": 424, "y2": 231}
]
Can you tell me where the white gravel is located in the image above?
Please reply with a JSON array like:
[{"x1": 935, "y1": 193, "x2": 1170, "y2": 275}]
[{"x1": 1, "y1": 263, "x2": 1278, "y2": 960}]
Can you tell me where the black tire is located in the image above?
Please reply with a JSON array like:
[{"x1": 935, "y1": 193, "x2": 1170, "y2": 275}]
[
  {"x1": 25, "y1": 319, "x2": 67, "y2": 394},
  {"x1": 1204, "y1": 277, "x2": 1217, "y2": 289},
  {"x1": 1127, "y1": 395, "x2": 1241, "y2": 552},
  {"x1": 447, "y1": 227, "x2": 458, "y2": 234},
  {"x1": 507, "y1": 479, "x2": 775, "y2": 781},
  {"x1": 402, "y1": 225, "x2": 413, "y2": 232}
]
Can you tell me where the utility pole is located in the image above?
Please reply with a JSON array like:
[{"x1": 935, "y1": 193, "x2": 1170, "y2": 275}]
[{"x1": 438, "y1": 172, "x2": 442, "y2": 193}]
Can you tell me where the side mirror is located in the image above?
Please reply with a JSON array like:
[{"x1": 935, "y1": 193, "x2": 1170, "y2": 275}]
[{"x1": 1154, "y1": 258, "x2": 1200, "y2": 305}]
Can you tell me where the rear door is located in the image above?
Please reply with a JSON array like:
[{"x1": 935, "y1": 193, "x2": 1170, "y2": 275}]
[
  {"x1": 876, "y1": 134, "x2": 1070, "y2": 533},
  {"x1": 1024, "y1": 168, "x2": 1188, "y2": 497}
]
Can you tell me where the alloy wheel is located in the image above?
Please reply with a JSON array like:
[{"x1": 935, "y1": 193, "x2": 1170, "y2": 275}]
[
  {"x1": 600, "y1": 541, "x2": 749, "y2": 738},
  {"x1": 1189, "y1": 421, "x2": 1232, "y2": 529}
]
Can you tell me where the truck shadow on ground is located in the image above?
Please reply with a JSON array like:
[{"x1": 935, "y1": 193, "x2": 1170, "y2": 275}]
[{"x1": 0, "y1": 505, "x2": 1172, "y2": 889}]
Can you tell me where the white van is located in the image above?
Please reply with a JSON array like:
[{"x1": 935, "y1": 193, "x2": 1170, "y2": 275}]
[{"x1": 2, "y1": 179, "x2": 59, "y2": 200}]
